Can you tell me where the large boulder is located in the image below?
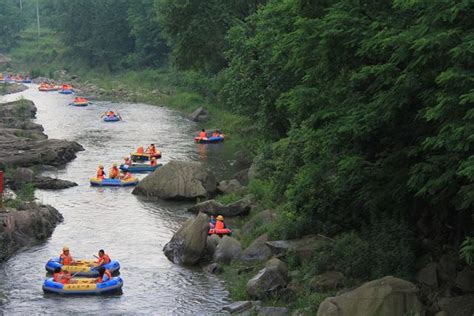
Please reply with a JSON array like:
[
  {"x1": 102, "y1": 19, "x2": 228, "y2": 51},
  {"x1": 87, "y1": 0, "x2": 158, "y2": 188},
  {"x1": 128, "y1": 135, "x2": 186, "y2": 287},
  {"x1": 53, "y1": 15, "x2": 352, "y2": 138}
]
[
  {"x1": 189, "y1": 107, "x2": 209, "y2": 122},
  {"x1": 163, "y1": 212, "x2": 209, "y2": 265},
  {"x1": 437, "y1": 294, "x2": 474, "y2": 316},
  {"x1": 310, "y1": 271, "x2": 346, "y2": 292},
  {"x1": 247, "y1": 258, "x2": 289, "y2": 299},
  {"x1": 213, "y1": 236, "x2": 242, "y2": 264},
  {"x1": 188, "y1": 198, "x2": 251, "y2": 217},
  {"x1": 455, "y1": 266, "x2": 474, "y2": 293},
  {"x1": 133, "y1": 161, "x2": 217, "y2": 200},
  {"x1": 316, "y1": 276, "x2": 423, "y2": 316},
  {"x1": 217, "y1": 179, "x2": 243, "y2": 194},
  {"x1": 206, "y1": 234, "x2": 221, "y2": 256},
  {"x1": 234, "y1": 168, "x2": 250, "y2": 186},
  {"x1": 266, "y1": 235, "x2": 326, "y2": 262},
  {"x1": 0, "y1": 203, "x2": 63, "y2": 261},
  {"x1": 241, "y1": 234, "x2": 273, "y2": 263}
]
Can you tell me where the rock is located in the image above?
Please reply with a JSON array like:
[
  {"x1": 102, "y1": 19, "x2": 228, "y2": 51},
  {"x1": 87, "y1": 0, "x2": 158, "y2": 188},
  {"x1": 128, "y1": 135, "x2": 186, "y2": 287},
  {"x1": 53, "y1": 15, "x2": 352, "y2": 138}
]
[
  {"x1": 133, "y1": 161, "x2": 217, "y2": 200},
  {"x1": 8, "y1": 167, "x2": 34, "y2": 189},
  {"x1": 217, "y1": 179, "x2": 243, "y2": 194},
  {"x1": 241, "y1": 234, "x2": 272, "y2": 262},
  {"x1": 162, "y1": 212, "x2": 209, "y2": 265},
  {"x1": 455, "y1": 266, "x2": 474, "y2": 293},
  {"x1": 0, "y1": 83, "x2": 28, "y2": 96},
  {"x1": 266, "y1": 235, "x2": 326, "y2": 262},
  {"x1": 206, "y1": 234, "x2": 221, "y2": 256},
  {"x1": 310, "y1": 271, "x2": 345, "y2": 292},
  {"x1": 203, "y1": 263, "x2": 222, "y2": 274},
  {"x1": 316, "y1": 276, "x2": 423, "y2": 316},
  {"x1": 188, "y1": 198, "x2": 251, "y2": 217},
  {"x1": 33, "y1": 176, "x2": 77, "y2": 190},
  {"x1": 241, "y1": 210, "x2": 277, "y2": 236},
  {"x1": 234, "y1": 150, "x2": 253, "y2": 171},
  {"x1": 234, "y1": 168, "x2": 250, "y2": 185},
  {"x1": 416, "y1": 262, "x2": 438, "y2": 288},
  {"x1": 258, "y1": 307, "x2": 289, "y2": 316},
  {"x1": 0, "y1": 203, "x2": 63, "y2": 261},
  {"x1": 246, "y1": 258, "x2": 289, "y2": 299},
  {"x1": 222, "y1": 301, "x2": 253, "y2": 313},
  {"x1": 437, "y1": 294, "x2": 474, "y2": 316},
  {"x1": 189, "y1": 107, "x2": 209, "y2": 122},
  {"x1": 213, "y1": 236, "x2": 242, "y2": 264},
  {"x1": 438, "y1": 253, "x2": 458, "y2": 282}
]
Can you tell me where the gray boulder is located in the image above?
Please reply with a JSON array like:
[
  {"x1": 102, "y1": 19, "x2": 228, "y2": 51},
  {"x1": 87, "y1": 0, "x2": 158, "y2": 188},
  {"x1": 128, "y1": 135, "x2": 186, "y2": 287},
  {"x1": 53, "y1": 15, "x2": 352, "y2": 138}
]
[
  {"x1": 163, "y1": 212, "x2": 209, "y2": 265},
  {"x1": 8, "y1": 167, "x2": 34, "y2": 189},
  {"x1": 188, "y1": 198, "x2": 251, "y2": 217},
  {"x1": 234, "y1": 168, "x2": 250, "y2": 185},
  {"x1": 189, "y1": 107, "x2": 209, "y2": 122},
  {"x1": 455, "y1": 266, "x2": 474, "y2": 293},
  {"x1": 203, "y1": 262, "x2": 222, "y2": 274},
  {"x1": 241, "y1": 234, "x2": 272, "y2": 263},
  {"x1": 217, "y1": 179, "x2": 243, "y2": 194},
  {"x1": 234, "y1": 150, "x2": 253, "y2": 171},
  {"x1": 266, "y1": 235, "x2": 326, "y2": 262},
  {"x1": 247, "y1": 258, "x2": 289, "y2": 299},
  {"x1": 316, "y1": 276, "x2": 423, "y2": 316},
  {"x1": 206, "y1": 234, "x2": 221, "y2": 256},
  {"x1": 213, "y1": 236, "x2": 242, "y2": 264},
  {"x1": 222, "y1": 301, "x2": 253, "y2": 313},
  {"x1": 310, "y1": 271, "x2": 345, "y2": 292},
  {"x1": 133, "y1": 161, "x2": 217, "y2": 200},
  {"x1": 34, "y1": 176, "x2": 77, "y2": 190}
]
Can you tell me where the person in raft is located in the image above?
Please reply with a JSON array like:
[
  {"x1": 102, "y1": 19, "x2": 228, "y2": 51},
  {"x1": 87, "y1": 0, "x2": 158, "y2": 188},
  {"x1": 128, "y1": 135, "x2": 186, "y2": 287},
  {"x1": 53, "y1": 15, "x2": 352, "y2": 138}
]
[
  {"x1": 95, "y1": 249, "x2": 111, "y2": 267},
  {"x1": 211, "y1": 130, "x2": 221, "y2": 137},
  {"x1": 53, "y1": 267, "x2": 78, "y2": 284},
  {"x1": 146, "y1": 143, "x2": 157, "y2": 154},
  {"x1": 198, "y1": 129, "x2": 207, "y2": 139},
  {"x1": 107, "y1": 110, "x2": 115, "y2": 117},
  {"x1": 216, "y1": 215, "x2": 231, "y2": 234},
  {"x1": 59, "y1": 246, "x2": 75, "y2": 266},
  {"x1": 97, "y1": 165, "x2": 106, "y2": 180},
  {"x1": 110, "y1": 163, "x2": 120, "y2": 179},
  {"x1": 121, "y1": 170, "x2": 133, "y2": 180},
  {"x1": 96, "y1": 266, "x2": 113, "y2": 283},
  {"x1": 136, "y1": 146, "x2": 144, "y2": 154},
  {"x1": 150, "y1": 156, "x2": 158, "y2": 167},
  {"x1": 123, "y1": 156, "x2": 132, "y2": 166},
  {"x1": 74, "y1": 96, "x2": 87, "y2": 103}
]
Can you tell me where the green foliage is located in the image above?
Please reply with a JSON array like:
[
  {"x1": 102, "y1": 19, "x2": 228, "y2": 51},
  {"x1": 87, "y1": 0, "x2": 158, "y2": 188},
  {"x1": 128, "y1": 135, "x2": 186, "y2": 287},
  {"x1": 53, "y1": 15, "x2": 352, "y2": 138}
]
[
  {"x1": 0, "y1": 0, "x2": 25, "y2": 50},
  {"x1": 215, "y1": 192, "x2": 243, "y2": 205},
  {"x1": 460, "y1": 237, "x2": 474, "y2": 266}
]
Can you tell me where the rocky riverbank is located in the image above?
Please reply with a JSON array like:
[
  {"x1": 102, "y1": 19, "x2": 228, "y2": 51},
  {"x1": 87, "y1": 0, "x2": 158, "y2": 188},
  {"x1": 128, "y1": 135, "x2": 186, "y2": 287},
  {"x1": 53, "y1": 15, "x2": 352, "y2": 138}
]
[
  {"x1": 0, "y1": 83, "x2": 28, "y2": 96},
  {"x1": 0, "y1": 97, "x2": 82, "y2": 261}
]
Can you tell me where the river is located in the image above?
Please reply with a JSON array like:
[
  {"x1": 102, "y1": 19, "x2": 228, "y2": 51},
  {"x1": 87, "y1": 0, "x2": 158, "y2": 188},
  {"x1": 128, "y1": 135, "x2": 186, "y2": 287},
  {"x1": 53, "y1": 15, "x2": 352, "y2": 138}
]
[{"x1": 0, "y1": 85, "x2": 233, "y2": 314}]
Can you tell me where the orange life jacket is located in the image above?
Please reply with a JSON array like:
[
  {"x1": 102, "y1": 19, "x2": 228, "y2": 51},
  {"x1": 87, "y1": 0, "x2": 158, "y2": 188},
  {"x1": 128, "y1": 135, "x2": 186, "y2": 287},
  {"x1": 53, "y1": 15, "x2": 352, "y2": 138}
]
[
  {"x1": 150, "y1": 160, "x2": 157, "y2": 167},
  {"x1": 215, "y1": 221, "x2": 225, "y2": 230},
  {"x1": 97, "y1": 168, "x2": 105, "y2": 179},
  {"x1": 137, "y1": 146, "x2": 144, "y2": 154},
  {"x1": 147, "y1": 146, "x2": 156, "y2": 154},
  {"x1": 199, "y1": 131, "x2": 207, "y2": 138},
  {"x1": 212, "y1": 133, "x2": 220, "y2": 137},
  {"x1": 97, "y1": 253, "x2": 111, "y2": 265},
  {"x1": 110, "y1": 167, "x2": 119, "y2": 178},
  {"x1": 97, "y1": 270, "x2": 112, "y2": 283},
  {"x1": 60, "y1": 253, "x2": 73, "y2": 265},
  {"x1": 53, "y1": 272, "x2": 60, "y2": 282}
]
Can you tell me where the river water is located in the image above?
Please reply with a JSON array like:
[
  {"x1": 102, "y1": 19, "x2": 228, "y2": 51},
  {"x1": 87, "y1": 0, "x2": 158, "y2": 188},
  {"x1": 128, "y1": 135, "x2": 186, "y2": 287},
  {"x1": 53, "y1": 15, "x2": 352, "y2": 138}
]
[{"x1": 0, "y1": 85, "x2": 233, "y2": 314}]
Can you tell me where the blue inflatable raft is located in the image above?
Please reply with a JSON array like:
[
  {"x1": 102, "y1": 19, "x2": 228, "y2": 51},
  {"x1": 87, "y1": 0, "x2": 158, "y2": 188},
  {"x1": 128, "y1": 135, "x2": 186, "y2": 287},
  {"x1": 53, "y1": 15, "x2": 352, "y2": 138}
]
[
  {"x1": 43, "y1": 276, "x2": 123, "y2": 295},
  {"x1": 194, "y1": 135, "x2": 225, "y2": 144},
  {"x1": 45, "y1": 258, "x2": 121, "y2": 277},
  {"x1": 119, "y1": 163, "x2": 162, "y2": 173},
  {"x1": 103, "y1": 115, "x2": 121, "y2": 122},
  {"x1": 59, "y1": 89, "x2": 74, "y2": 94},
  {"x1": 90, "y1": 177, "x2": 138, "y2": 187}
]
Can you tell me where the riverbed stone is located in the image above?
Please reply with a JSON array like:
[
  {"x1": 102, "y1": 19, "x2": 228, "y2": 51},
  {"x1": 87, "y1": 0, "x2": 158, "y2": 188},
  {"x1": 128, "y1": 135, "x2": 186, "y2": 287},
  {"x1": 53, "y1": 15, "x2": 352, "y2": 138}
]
[
  {"x1": 163, "y1": 212, "x2": 209, "y2": 265},
  {"x1": 455, "y1": 266, "x2": 474, "y2": 293},
  {"x1": 188, "y1": 198, "x2": 251, "y2": 217},
  {"x1": 217, "y1": 179, "x2": 243, "y2": 194},
  {"x1": 133, "y1": 161, "x2": 217, "y2": 200},
  {"x1": 0, "y1": 203, "x2": 63, "y2": 261},
  {"x1": 213, "y1": 236, "x2": 242, "y2": 264},
  {"x1": 246, "y1": 258, "x2": 289, "y2": 299},
  {"x1": 241, "y1": 234, "x2": 272, "y2": 262},
  {"x1": 316, "y1": 276, "x2": 423, "y2": 316}
]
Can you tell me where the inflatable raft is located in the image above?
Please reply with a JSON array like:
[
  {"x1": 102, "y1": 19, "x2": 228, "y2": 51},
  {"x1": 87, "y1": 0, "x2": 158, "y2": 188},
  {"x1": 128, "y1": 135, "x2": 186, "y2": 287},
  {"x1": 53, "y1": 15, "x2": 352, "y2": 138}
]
[
  {"x1": 131, "y1": 152, "x2": 162, "y2": 162},
  {"x1": 103, "y1": 115, "x2": 121, "y2": 122},
  {"x1": 45, "y1": 258, "x2": 121, "y2": 277},
  {"x1": 208, "y1": 228, "x2": 232, "y2": 235},
  {"x1": 90, "y1": 177, "x2": 138, "y2": 187},
  {"x1": 70, "y1": 101, "x2": 89, "y2": 107},
  {"x1": 43, "y1": 276, "x2": 123, "y2": 295},
  {"x1": 59, "y1": 89, "x2": 74, "y2": 94},
  {"x1": 39, "y1": 86, "x2": 58, "y2": 92},
  {"x1": 194, "y1": 135, "x2": 225, "y2": 144},
  {"x1": 119, "y1": 163, "x2": 162, "y2": 173}
]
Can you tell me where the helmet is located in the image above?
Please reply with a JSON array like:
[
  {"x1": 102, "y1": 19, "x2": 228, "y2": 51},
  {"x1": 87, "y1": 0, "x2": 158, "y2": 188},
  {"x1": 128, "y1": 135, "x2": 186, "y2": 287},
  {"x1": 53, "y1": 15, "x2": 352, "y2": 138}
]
[
  {"x1": 99, "y1": 164, "x2": 104, "y2": 168},
  {"x1": 151, "y1": 157, "x2": 156, "y2": 160},
  {"x1": 216, "y1": 215, "x2": 224, "y2": 221},
  {"x1": 112, "y1": 162, "x2": 117, "y2": 167},
  {"x1": 63, "y1": 246, "x2": 69, "y2": 251}
]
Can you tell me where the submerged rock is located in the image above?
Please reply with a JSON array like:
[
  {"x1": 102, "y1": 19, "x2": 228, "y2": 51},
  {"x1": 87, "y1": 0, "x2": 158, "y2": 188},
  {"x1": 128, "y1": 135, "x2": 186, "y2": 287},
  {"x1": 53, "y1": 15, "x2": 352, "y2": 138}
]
[
  {"x1": 0, "y1": 203, "x2": 63, "y2": 261},
  {"x1": 316, "y1": 276, "x2": 423, "y2": 316},
  {"x1": 163, "y1": 212, "x2": 209, "y2": 265},
  {"x1": 133, "y1": 161, "x2": 217, "y2": 200}
]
